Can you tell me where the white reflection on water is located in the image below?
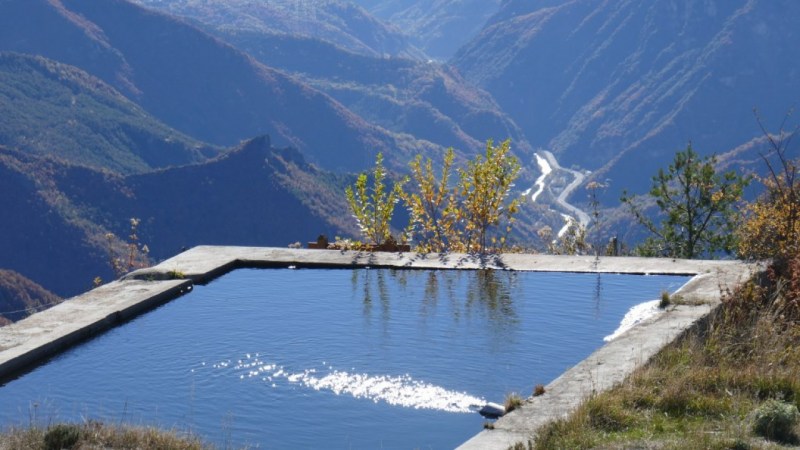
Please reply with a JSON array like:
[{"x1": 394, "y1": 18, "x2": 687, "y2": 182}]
[
  {"x1": 294, "y1": 370, "x2": 485, "y2": 413},
  {"x1": 603, "y1": 299, "x2": 662, "y2": 342},
  {"x1": 203, "y1": 354, "x2": 485, "y2": 414}
]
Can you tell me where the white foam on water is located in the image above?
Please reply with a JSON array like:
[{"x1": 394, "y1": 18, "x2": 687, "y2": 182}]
[
  {"x1": 205, "y1": 355, "x2": 485, "y2": 414},
  {"x1": 604, "y1": 299, "x2": 662, "y2": 342}
]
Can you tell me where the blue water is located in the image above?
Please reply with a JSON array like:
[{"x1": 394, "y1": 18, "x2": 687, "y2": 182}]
[{"x1": 0, "y1": 268, "x2": 688, "y2": 449}]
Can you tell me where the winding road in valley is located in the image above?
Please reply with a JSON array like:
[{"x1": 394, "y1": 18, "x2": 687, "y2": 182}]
[{"x1": 527, "y1": 150, "x2": 591, "y2": 236}]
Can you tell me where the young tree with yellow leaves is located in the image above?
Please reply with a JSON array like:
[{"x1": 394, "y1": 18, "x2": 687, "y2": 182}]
[
  {"x1": 458, "y1": 139, "x2": 522, "y2": 253},
  {"x1": 345, "y1": 153, "x2": 406, "y2": 246},
  {"x1": 348, "y1": 140, "x2": 523, "y2": 254},
  {"x1": 401, "y1": 148, "x2": 461, "y2": 253}
]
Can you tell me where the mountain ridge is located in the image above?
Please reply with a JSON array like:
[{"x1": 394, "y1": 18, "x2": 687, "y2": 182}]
[
  {"x1": 116, "y1": 0, "x2": 534, "y2": 165},
  {"x1": 0, "y1": 0, "x2": 442, "y2": 173},
  {"x1": 453, "y1": 0, "x2": 800, "y2": 198},
  {"x1": 0, "y1": 136, "x2": 354, "y2": 299}
]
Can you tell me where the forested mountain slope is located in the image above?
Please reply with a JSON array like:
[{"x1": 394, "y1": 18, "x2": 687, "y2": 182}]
[
  {"x1": 124, "y1": 0, "x2": 533, "y2": 164},
  {"x1": 0, "y1": 52, "x2": 217, "y2": 174},
  {"x1": 353, "y1": 0, "x2": 502, "y2": 59},
  {"x1": 132, "y1": 0, "x2": 425, "y2": 59},
  {"x1": 453, "y1": 0, "x2": 800, "y2": 197},
  {"x1": 0, "y1": 0, "x2": 437, "y2": 172},
  {"x1": 0, "y1": 270, "x2": 61, "y2": 325}
]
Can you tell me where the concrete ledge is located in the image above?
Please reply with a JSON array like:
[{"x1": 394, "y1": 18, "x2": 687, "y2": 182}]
[
  {"x1": 129, "y1": 246, "x2": 750, "y2": 280},
  {"x1": 457, "y1": 302, "x2": 717, "y2": 449},
  {"x1": 0, "y1": 278, "x2": 191, "y2": 382},
  {"x1": 0, "y1": 246, "x2": 762, "y2": 448}
]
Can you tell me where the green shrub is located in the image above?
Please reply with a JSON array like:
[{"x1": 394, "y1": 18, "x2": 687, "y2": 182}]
[
  {"x1": 44, "y1": 423, "x2": 81, "y2": 450},
  {"x1": 621, "y1": 144, "x2": 749, "y2": 259},
  {"x1": 751, "y1": 399, "x2": 799, "y2": 443}
]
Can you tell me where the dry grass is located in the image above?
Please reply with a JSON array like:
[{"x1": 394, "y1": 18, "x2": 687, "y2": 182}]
[
  {"x1": 505, "y1": 393, "x2": 524, "y2": 413},
  {"x1": 0, "y1": 421, "x2": 213, "y2": 450},
  {"x1": 528, "y1": 264, "x2": 800, "y2": 449}
]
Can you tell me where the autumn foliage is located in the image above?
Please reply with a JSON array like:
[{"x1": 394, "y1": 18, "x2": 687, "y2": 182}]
[
  {"x1": 347, "y1": 140, "x2": 522, "y2": 254},
  {"x1": 737, "y1": 131, "x2": 799, "y2": 263}
]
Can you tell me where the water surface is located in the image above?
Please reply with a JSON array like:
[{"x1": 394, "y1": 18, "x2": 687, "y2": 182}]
[{"x1": 0, "y1": 268, "x2": 688, "y2": 449}]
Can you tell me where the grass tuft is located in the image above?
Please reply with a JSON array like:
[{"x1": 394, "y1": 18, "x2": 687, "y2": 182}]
[
  {"x1": 659, "y1": 290, "x2": 671, "y2": 308},
  {"x1": 44, "y1": 423, "x2": 80, "y2": 450},
  {"x1": 2, "y1": 421, "x2": 211, "y2": 450},
  {"x1": 585, "y1": 396, "x2": 637, "y2": 432},
  {"x1": 504, "y1": 393, "x2": 524, "y2": 413}
]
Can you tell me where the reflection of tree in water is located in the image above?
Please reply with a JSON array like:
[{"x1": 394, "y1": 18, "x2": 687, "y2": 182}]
[
  {"x1": 420, "y1": 269, "x2": 520, "y2": 344},
  {"x1": 419, "y1": 270, "x2": 465, "y2": 323},
  {"x1": 353, "y1": 269, "x2": 520, "y2": 344},
  {"x1": 391, "y1": 269, "x2": 409, "y2": 290},
  {"x1": 421, "y1": 271, "x2": 439, "y2": 317},
  {"x1": 466, "y1": 270, "x2": 519, "y2": 338},
  {"x1": 354, "y1": 269, "x2": 391, "y2": 331},
  {"x1": 593, "y1": 273, "x2": 604, "y2": 319}
]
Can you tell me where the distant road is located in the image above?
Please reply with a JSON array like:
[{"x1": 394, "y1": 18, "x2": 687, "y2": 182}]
[
  {"x1": 538, "y1": 150, "x2": 591, "y2": 231},
  {"x1": 524, "y1": 153, "x2": 553, "y2": 203}
]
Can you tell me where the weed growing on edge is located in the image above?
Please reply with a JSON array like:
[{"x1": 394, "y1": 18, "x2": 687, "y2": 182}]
[
  {"x1": 659, "y1": 290, "x2": 671, "y2": 308},
  {"x1": 167, "y1": 269, "x2": 186, "y2": 280},
  {"x1": 504, "y1": 393, "x2": 524, "y2": 413},
  {"x1": 103, "y1": 217, "x2": 150, "y2": 280}
]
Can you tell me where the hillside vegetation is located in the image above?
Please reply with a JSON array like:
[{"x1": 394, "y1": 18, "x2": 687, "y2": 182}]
[
  {"x1": 0, "y1": 270, "x2": 61, "y2": 324},
  {"x1": 132, "y1": 0, "x2": 425, "y2": 59},
  {"x1": 0, "y1": 52, "x2": 217, "y2": 174}
]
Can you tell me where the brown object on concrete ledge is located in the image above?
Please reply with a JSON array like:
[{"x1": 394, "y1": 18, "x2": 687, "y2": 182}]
[
  {"x1": 368, "y1": 235, "x2": 410, "y2": 252},
  {"x1": 307, "y1": 235, "x2": 329, "y2": 249}
]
